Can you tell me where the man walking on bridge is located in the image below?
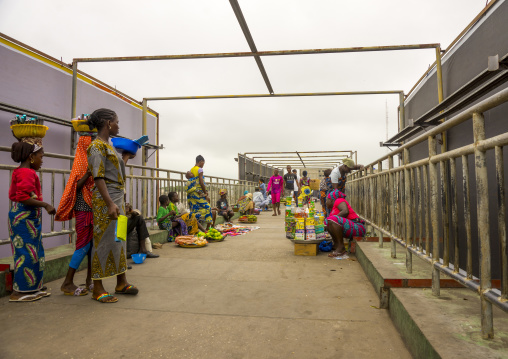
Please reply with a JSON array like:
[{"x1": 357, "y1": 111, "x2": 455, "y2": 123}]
[{"x1": 283, "y1": 165, "x2": 297, "y2": 202}]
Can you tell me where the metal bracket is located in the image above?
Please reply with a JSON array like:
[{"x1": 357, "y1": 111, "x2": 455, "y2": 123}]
[{"x1": 488, "y1": 55, "x2": 499, "y2": 71}]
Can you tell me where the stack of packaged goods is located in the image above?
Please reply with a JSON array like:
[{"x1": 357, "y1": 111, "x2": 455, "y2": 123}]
[
  {"x1": 295, "y1": 218, "x2": 305, "y2": 240},
  {"x1": 286, "y1": 198, "x2": 328, "y2": 241},
  {"x1": 306, "y1": 216, "x2": 316, "y2": 240},
  {"x1": 285, "y1": 197, "x2": 296, "y2": 238}
]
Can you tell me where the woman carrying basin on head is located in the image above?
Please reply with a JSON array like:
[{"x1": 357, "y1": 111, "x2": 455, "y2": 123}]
[
  {"x1": 186, "y1": 155, "x2": 213, "y2": 230},
  {"x1": 86, "y1": 108, "x2": 138, "y2": 303}
]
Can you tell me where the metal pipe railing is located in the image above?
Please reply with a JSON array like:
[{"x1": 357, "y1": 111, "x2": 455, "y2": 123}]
[
  {"x1": 346, "y1": 87, "x2": 508, "y2": 339},
  {"x1": 0, "y1": 149, "x2": 257, "y2": 246}
]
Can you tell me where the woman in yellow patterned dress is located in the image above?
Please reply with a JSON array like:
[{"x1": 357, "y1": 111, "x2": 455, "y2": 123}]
[{"x1": 87, "y1": 109, "x2": 137, "y2": 303}]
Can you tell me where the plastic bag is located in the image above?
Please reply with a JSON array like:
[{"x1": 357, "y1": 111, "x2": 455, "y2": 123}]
[{"x1": 115, "y1": 215, "x2": 128, "y2": 241}]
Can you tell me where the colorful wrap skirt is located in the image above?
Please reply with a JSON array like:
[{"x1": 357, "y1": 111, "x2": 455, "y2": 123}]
[
  {"x1": 325, "y1": 215, "x2": 366, "y2": 239},
  {"x1": 8, "y1": 202, "x2": 45, "y2": 292},
  {"x1": 161, "y1": 218, "x2": 188, "y2": 242},
  {"x1": 91, "y1": 185, "x2": 127, "y2": 280},
  {"x1": 186, "y1": 177, "x2": 213, "y2": 224}
]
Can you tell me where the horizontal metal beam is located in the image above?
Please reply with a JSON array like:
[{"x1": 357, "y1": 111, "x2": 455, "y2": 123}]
[
  {"x1": 246, "y1": 151, "x2": 351, "y2": 155},
  {"x1": 252, "y1": 154, "x2": 348, "y2": 159},
  {"x1": 74, "y1": 44, "x2": 439, "y2": 63},
  {"x1": 146, "y1": 91, "x2": 402, "y2": 101}
]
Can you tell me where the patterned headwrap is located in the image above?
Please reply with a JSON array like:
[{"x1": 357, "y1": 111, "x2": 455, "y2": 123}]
[
  {"x1": 327, "y1": 190, "x2": 346, "y2": 200},
  {"x1": 219, "y1": 189, "x2": 227, "y2": 196},
  {"x1": 21, "y1": 137, "x2": 43, "y2": 153}
]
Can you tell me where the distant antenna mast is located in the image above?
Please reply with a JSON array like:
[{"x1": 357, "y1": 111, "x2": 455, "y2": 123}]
[{"x1": 385, "y1": 100, "x2": 389, "y2": 141}]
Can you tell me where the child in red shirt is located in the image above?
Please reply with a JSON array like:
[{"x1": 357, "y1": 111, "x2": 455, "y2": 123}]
[{"x1": 8, "y1": 138, "x2": 55, "y2": 302}]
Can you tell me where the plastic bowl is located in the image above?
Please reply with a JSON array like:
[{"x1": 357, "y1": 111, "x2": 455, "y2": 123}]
[
  {"x1": 71, "y1": 119, "x2": 97, "y2": 132},
  {"x1": 111, "y1": 137, "x2": 141, "y2": 155},
  {"x1": 11, "y1": 124, "x2": 48, "y2": 139},
  {"x1": 131, "y1": 253, "x2": 147, "y2": 264}
]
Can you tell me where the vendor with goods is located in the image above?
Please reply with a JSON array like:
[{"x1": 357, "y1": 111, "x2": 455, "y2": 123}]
[
  {"x1": 157, "y1": 193, "x2": 207, "y2": 241},
  {"x1": 253, "y1": 187, "x2": 270, "y2": 210},
  {"x1": 325, "y1": 190, "x2": 366, "y2": 258},
  {"x1": 237, "y1": 190, "x2": 254, "y2": 215},
  {"x1": 216, "y1": 189, "x2": 235, "y2": 223},
  {"x1": 330, "y1": 158, "x2": 364, "y2": 193}
]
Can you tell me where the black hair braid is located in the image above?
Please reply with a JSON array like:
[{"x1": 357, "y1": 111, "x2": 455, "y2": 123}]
[
  {"x1": 196, "y1": 155, "x2": 205, "y2": 163},
  {"x1": 87, "y1": 108, "x2": 117, "y2": 131}
]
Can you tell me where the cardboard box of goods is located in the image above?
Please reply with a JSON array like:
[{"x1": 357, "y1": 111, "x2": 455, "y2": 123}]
[
  {"x1": 306, "y1": 218, "x2": 315, "y2": 226},
  {"x1": 306, "y1": 225, "x2": 315, "y2": 231},
  {"x1": 317, "y1": 232, "x2": 327, "y2": 240}
]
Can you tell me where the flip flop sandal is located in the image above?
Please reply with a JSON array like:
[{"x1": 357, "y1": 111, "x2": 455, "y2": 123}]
[
  {"x1": 35, "y1": 291, "x2": 51, "y2": 298},
  {"x1": 9, "y1": 294, "x2": 42, "y2": 302},
  {"x1": 92, "y1": 292, "x2": 118, "y2": 303},
  {"x1": 115, "y1": 284, "x2": 139, "y2": 295},
  {"x1": 62, "y1": 287, "x2": 88, "y2": 296}
]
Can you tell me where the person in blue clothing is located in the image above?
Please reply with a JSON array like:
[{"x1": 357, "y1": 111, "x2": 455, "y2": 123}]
[{"x1": 259, "y1": 178, "x2": 267, "y2": 199}]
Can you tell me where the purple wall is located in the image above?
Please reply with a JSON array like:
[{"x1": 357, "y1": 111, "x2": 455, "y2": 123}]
[{"x1": 0, "y1": 38, "x2": 158, "y2": 258}]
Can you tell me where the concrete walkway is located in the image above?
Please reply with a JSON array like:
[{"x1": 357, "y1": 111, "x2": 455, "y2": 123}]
[{"x1": 0, "y1": 214, "x2": 411, "y2": 359}]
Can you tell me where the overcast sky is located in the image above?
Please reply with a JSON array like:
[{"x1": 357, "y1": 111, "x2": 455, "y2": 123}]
[{"x1": 0, "y1": 0, "x2": 487, "y2": 179}]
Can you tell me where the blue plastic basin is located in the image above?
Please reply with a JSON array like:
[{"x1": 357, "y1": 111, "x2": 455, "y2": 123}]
[
  {"x1": 111, "y1": 137, "x2": 141, "y2": 155},
  {"x1": 131, "y1": 253, "x2": 147, "y2": 264}
]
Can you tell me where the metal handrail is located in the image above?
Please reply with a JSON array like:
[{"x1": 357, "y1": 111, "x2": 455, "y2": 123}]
[
  {"x1": 346, "y1": 86, "x2": 508, "y2": 339},
  {"x1": 0, "y1": 147, "x2": 257, "y2": 246}
]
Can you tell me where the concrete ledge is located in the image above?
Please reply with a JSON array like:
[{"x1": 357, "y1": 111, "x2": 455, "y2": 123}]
[
  {"x1": 356, "y1": 241, "x2": 508, "y2": 359},
  {"x1": 1, "y1": 212, "x2": 250, "y2": 297}
]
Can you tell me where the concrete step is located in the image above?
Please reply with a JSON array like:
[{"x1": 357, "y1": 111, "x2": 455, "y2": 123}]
[
  {"x1": 0, "y1": 212, "x2": 241, "y2": 297},
  {"x1": 356, "y1": 241, "x2": 508, "y2": 359}
]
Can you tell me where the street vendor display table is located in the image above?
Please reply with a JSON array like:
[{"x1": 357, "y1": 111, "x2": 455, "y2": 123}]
[{"x1": 289, "y1": 238, "x2": 327, "y2": 256}]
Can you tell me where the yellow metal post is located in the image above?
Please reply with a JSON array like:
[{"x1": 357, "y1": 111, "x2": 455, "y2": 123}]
[{"x1": 142, "y1": 99, "x2": 148, "y2": 217}]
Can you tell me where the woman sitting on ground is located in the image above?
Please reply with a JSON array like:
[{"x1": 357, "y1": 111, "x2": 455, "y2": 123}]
[
  {"x1": 158, "y1": 193, "x2": 206, "y2": 240},
  {"x1": 253, "y1": 187, "x2": 269, "y2": 210},
  {"x1": 325, "y1": 190, "x2": 366, "y2": 258},
  {"x1": 186, "y1": 155, "x2": 213, "y2": 230},
  {"x1": 216, "y1": 189, "x2": 234, "y2": 222},
  {"x1": 125, "y1": 203, "x2": 159, "y2": 258},
  {"x1": 237, "y1": 190, "x2": 254, "y2": 215}
]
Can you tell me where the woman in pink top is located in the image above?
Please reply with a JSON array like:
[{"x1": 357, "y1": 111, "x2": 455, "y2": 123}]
[
  {"x1": 325, "y1": 190, "x2": 365, "y2": 258},
  {"x1": 267, "y1": 168, "x2": 283, "y2": 216}
]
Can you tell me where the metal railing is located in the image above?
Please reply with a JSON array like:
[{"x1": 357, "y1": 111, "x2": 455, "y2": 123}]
[
  {"x1": 0, "y1": 146, "x2": 256, "y2": 247},
  {"x1": 346, "y1": 87, "x2": 508, "y2": 339}
]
